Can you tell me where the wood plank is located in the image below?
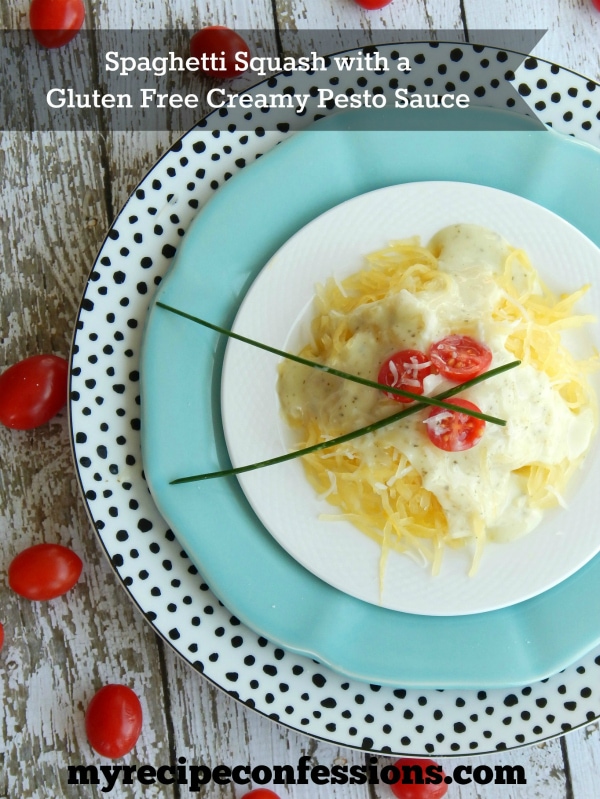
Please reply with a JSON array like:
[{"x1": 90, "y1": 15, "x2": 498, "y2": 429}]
[
  {"x1": 0, "y1": 131, "x2": 172, "y2": 797},
  {"x1": 273, "y1": 0, "x2": 464, "y2": 31},
  {"x1": 565, "y1": 722, "x2": 600, "y2": 799},
  {"x1": 273, "y1": 0, "x2": 465, "y2": 56}
]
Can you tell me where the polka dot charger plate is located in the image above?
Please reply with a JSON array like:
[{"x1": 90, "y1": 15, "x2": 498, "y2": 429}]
[{"x1": 70, "y1": 43, "x2": 600, "y2": 756}]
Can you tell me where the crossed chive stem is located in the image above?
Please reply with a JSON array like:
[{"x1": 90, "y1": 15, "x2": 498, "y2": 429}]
[{"x1": 156, "y1": 301, "x2": 520, "y2": 484}]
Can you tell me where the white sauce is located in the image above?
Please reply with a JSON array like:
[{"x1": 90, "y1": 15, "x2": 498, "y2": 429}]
[{"x1": 278, "y1": 224, "x2": 595, "y2": 544}]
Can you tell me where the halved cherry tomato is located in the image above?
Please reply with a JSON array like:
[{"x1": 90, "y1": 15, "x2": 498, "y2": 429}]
[
  {"x1": 85, "y1": 684, "x2": 143, "y2": 759},
  {"x1": 390, "y1": 757, "x2": 448, "y2": 799},
  {"x1": 30, "y1": 0, "x2": 85, "y2": 49},
  {"x1": 190, "y1": 26, "x2": 250, "y2": 79},
  {"x1": 429, "y1": 335, "x2": 492, "y2": 383},
  {"x1": 378, "y1": 349, "x2": 431, "y2": 402},
  {"x1": 0, "y1": 354, "x2": 68, "y2": 429},
  {"x1": 354, "y1": 0, "x2": 393, "y2": 8},
  {"x1": 8, "y1": 543, "x2": 82, "y2": 600},
  {"x1": 241, "y1": 791, "x2": 281, "y2": 799},
  {"x1": 425, "y1": 398, "x2": 485, "y2": 452}
]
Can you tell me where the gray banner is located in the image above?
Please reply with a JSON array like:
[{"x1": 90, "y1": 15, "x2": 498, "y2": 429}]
[{"x1": 1, "y1": 29, "x2": 547, "y2": 132}]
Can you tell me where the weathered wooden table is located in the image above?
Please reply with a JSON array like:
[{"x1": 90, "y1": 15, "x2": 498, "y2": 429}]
[{"x1": 2, "y1": 1, "x2": 600, "y2": 797}]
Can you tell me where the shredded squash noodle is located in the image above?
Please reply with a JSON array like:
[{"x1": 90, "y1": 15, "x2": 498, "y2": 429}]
[{"x1": 277, "y1": 225, "x2": 597, "y2": 577}]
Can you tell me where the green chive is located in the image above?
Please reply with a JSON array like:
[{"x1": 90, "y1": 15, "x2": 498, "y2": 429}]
[
  {"x1": 156, "y1": 301, "x2": 507, "y2": 425},
  {"x1": 169, "y1": 360, "x2": 520, "y2": 484}
]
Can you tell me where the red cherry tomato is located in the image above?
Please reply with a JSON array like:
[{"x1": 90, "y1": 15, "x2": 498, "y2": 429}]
[
  {"x1": 241, "y1": 791, "x2": 281, "y2": 799},
  {"x1": 8, "y1": 543, "x2": 82, "y2": 600},
  {"x1": 30, "y1": 0, "x2": 85, "y2": 49},
  {"x1": 85, "y1": 685, "x2": 143, "y2": 759},
  {"x1": 378, "y1": 349, "x2": 431, "y2": 402},
  {"x1": 0, "y1": 623, "x2": 4, "y2": 652},
  {"x1": 592, "y1": 0, "x2": 600, "y2": 10},
  {"x1": 190, "y1": 26, "x2": 250, "y2": 79},
  {"x1": 428, "y1": 335, "x2": 492, "y2": 383},
  {"x1": 425, "y1": 398, "x2": 485, "y2": 452},
  {"x1": 353, "y1": 0, "x2": 393, "y2": 8},
  {"x1": 0, "y1": 354, "x2": 68, "y2": 429},
  {"x1": 389, "y1": 757, "x2": 448, "y2": 799}
]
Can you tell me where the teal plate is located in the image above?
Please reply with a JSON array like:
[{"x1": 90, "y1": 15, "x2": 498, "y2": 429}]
[{"x1": 141, "y1": 107, "x2": 600, "y2": 689}]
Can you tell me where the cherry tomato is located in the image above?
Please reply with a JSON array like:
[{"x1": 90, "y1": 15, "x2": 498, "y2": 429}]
[
  {"x1": 592, "y1": 0, "x2": 600, "y2": 10},
  {"x1": 8, "y1": 543, "x2": 83, "y2": 600},
  {"x1": 389, "y1": 757, "x2": 448, "y2": 799},
  {"x1": 0, "y1": 354, "x2": 68, "y2": 429},
  {"x1": 353, "y1": 0, "x2": 394, "y2": 8},
  {"x1": 0, "y1": 623, "x2": 4, "y2": 652},
  {"x1": 378, "y1": 349, "x2": 431, "y2": 402},
  {"x1": 428, "y1": 335, "x2": 492, "y2": 383},
  {"x1": 30, "y1": 0, "x2": 85, "y2": 49},
  {"x1": 85, "y1": 685, "x2": 143, "y2": 759},
  {"x1": 241, "y1": 791, "x2": 281, "y2": 799},
  {"x1": 425, "y1": 398, "x2": 485, "y2": 452},
  {"x1": 190, "y1": 26, "x2": 250, "y2": 79}
]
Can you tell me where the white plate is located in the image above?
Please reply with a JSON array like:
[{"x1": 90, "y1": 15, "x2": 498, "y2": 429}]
[{"x1": 222, "y1": 181, "x2": 600, "y2": 615}]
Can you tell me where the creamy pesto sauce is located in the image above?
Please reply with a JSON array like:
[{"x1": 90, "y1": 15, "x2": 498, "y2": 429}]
[{"x1": 277, "y1": 224, "x2": 595, "y2": 544}]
